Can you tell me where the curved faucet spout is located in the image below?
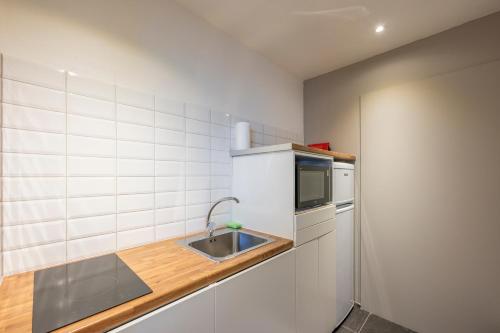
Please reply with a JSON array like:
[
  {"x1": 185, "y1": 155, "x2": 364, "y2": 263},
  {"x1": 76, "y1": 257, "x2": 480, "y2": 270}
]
[{"x1": 206, "y1": 197, "x2": 240, "y2": 237}]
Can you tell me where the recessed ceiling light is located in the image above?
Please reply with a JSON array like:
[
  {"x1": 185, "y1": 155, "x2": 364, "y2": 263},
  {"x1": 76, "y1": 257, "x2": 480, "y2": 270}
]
[{"x1": 375, "y1": 24, "x2": 385, "y2": 33}]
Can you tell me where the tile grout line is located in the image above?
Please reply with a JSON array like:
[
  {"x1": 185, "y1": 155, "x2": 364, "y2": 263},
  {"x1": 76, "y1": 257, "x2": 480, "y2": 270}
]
[
  {"x1": 114, "y1": 84, "x2": 118, "y2": 251},
  {"x1": 358, "y1": 312, "x2": 371, "y2": 333},
  {"x1": 64, "y1": 71, "x2": 68, "y2": 263},
  {"x1": 153, "y1": 95, "x2": 157, "y2": 241}
]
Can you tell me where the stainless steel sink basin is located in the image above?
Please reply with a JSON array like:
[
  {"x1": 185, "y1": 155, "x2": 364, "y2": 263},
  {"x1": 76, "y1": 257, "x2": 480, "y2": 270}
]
[{"x1": 179, "y1": 229, "x2": 273, "y2": 262}]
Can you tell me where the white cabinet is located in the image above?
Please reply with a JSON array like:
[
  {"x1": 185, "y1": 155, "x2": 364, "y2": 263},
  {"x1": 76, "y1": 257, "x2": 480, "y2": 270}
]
[
  {"x1": 296, "y1": 239, "x2": 320, "y2": 333},
  {"x1": 215, "y1": 250, "x2": 296, "y2": 333},
  {"x1": 319, "y1": 230, "x2": 337, "y2": 332},
  {"x1": 296, "y1": 231, "x2": 337, "y2": 333},
  {"x1": 110, "y1": 285, "x2": 215, "y2": 333}
]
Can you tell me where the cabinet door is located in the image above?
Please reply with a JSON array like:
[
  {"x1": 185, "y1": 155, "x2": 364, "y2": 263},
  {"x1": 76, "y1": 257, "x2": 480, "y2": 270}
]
[
  {"x1": 319, "y1": 230, "x2": 337, "y2": 332},
  {"x1": 110, "y1": 286, "x2": 215, "y2": 333},
  {"x1": 215, "y1": 250, "x2": 296, "y2": 333},
  {"x1": 296, "y1": 239, "x2": 321, "y2": 333}
]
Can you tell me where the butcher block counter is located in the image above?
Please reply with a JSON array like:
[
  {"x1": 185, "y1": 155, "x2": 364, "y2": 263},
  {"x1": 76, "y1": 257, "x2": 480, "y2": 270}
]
[{"x1": 0, "y1": 229, "x2": 293, "y2": 333}]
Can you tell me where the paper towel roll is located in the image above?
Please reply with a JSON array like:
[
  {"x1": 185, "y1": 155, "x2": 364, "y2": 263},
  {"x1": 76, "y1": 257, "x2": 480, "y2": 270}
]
[{"x1": 235, "y1": 122, "x2": 251, "y2": 150}]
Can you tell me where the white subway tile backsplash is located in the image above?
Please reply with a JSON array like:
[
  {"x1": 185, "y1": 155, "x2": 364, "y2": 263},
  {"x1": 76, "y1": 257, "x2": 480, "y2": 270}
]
[
  {"x1": 211, "y1": 123, "x2": 230, "y2": 139},
  {"x1": 186, "y1": 133, "x2": 210, "y2": 149},
  {"x1": 67, "y1": 177, "x2": 116, "y2": 197},
  {"x1": 251, "y1": 131, "x2": 264, "y2": 145},
  {"x1": 211, "y1": 213, "x2": 231, "y2": 224},
  {"x1": 155, "y1": 177, "x2": 185, "y2": 192},
  {"x1": 155, "y1": 144, "x2": 185, "y2": 161},
  {"x1": 3, "y1": 103, "x2": 65, "y2": 133},
  {"x1": 118, "y1": 177, "x2": 155, "y2": 194},
  {"x1": 68, "y1": 114, "x2": 115, "y2": 139},
  {"x1": 67, "y1": 75, "x2": 115, "y2": 101},
  {"x1": 68, "y1": 93, "x2": 115, "y2": 120},
  {"x1": 3, "y1": 199, "x2": 66, "y2": 226},
  {"x1": 68, "y1": 135, "x2": 116, "y2": 158},
  {"x1": 187, "y1": 203, "x2": 210, "y2": 219},
  {"x1": 186, "y1": 118, "x2": 210, "y2": 136},
  {"x1": 250, "y1": 121, "x2": 264, "y2": 133},
  {"x1": 211, "y1": 150, "x2": 231, "y2": 164},
  {"x1": 156, "y1": 221, "x2": 185, "y2": 240},
  {"x1": 3, "y1": 220, "x2": 66, "y2": 251},
  {"x1": 3, "y1": 128, "x2": 65, "y2": 155},
  {"x1": 3, "y1": 241, "x2": 66, "y2": 275},
  {"x1": 211, "y1": 111, "x2": 231, "y2": 126},
  {"x1": 156, "y1": 112, "x2": 185, "y2": 132},
  {"x1": 156, "y1": 128, "x2": 185, "y2": 146},
  {"x1": 117, "y1": 210, "x2": 154, "y2": 231},
  {"x1": 211, "y1": 176, "x2": 231, "y2": 189},
  {"x1": 67, "y1": 196, "x2": 116, "y2": 219},
  {"x1": 155, "y1": 97, "x2": 184, "y2": 116},
  {"x1": 211, "y1": 201, "x2": 231, "y2": 215},
  {"x1": 186, "y1": 162, "x2": 210, "y2": 176},
  {"x1": 186, "y1": 190, "x2": 210, "y2": 205},
  {"x1": 211, "y1": 162, "x2": 232, "y2": 176},
  {"x1": 155, "y1": 161, "x2": 185, "y2": 176},
  {"x1": 155, "y1": 191, "x2": 185, "y2": 209},
  {"x1": 117, "y1": 227, "x2": 155, "y2": 250},
  {"x1": 117, "y1": 193, "x2": 154, "y2": 213},
  {"x1": 3, "y1": 153, "x2": 65, "y2": 176},
  {"x1": 186, "y1": 176, "x2": 210, "y2": 190},
  {"x1": 186, "y1": 218, "x2": 205, "y2": 234},
  {"x1": 156, "y1": 206, "x2": 185, "y2": 225},
  {"x1": 185, "y1": 103, "x2": 210, "y2": 122},
  {"x1": 68, "y1": 214, "x2": 116, "y2": 240},
  {"x1": 68, "y1": 156, "x2": 116, "y2": 176},
  {"x1": 117, "y1": 122, "x2": 154, "y2": 143},
  {"x1": 187, "y1": 148, "x2": 210, "y2": 162},
  {"x1": 67, "y1": 233, "x2": 116, "y2": 261},
  {"x1": 3, "y1": 56, "x2": 66, "y2": 90},
  {"x1": 118, "y1": 141, "x2": 154, "y2": 160},
  {"x1": 117, "y1": 104, "x2": 154, "y2": 127},
  {"x1": 211, "y1": 137, "x2": 230, "y2": 151},
  {"x1": 118, "y1": 159, "x2": 154, "y2": 176},
  {"x1": 3, "y1": 177, "x2": 65, "y2": 201},
  {"x1": 0, "y1": 57, "x2": 286, "y2": 274},
  {"x1": 3, "y1": 79, "x2": 65, "y2": 112},
  {"x1": 211, "y1": 189, "x2": 231, "y2": 202},
  {"x1": 263, "y1": 125, "x2": 276, "y2": 136},
  {"x1": 263, "y1": 134, "x2": 276, "y2": 145},
  {"x1": 276, "y1": 136, "x2": 289, "y2": 144},
  {"x1": 116, "y1": 86, "x2": 154, "y2": 110}
]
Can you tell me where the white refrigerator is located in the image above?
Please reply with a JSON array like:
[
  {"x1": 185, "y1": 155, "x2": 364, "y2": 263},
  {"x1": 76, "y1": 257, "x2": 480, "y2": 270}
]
[{"x1": 334, "y1": 162, "x2": 355, "y2": 327}]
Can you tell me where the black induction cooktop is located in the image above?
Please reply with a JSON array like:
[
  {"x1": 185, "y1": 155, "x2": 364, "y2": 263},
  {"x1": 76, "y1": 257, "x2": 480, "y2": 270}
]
[{"x1": 32, "y1": 253, "x2": 152, "y2": 333}]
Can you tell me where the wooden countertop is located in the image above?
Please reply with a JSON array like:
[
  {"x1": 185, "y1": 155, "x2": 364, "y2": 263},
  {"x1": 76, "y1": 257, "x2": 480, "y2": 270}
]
[
  {"x1": 291, "y1": 144, "x2": 356, "y2": 162},
  {"x1": 0, "y1": 230, "x2": 293, "y2": 333},
  {"x1": 231, "y1": 143, "x2": 356, "y2": 162}
]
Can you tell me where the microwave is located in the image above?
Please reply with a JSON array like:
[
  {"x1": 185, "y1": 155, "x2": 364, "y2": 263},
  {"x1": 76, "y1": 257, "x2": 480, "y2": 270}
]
[{"x1": 295, "y1": 156, "x2": 332, "y2": 210}]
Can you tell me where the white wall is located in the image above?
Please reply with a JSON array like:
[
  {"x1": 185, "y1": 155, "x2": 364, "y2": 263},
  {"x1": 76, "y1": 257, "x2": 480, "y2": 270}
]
[
  {"x1": 0, "y1": 0, "x2": 303, "y2": 135},
  {"x1": 304, "y1": 12, "x2": 500, "y2": 333},
  {"x1": 0, "y1": 0, "x2": 303, "y2": 277}
]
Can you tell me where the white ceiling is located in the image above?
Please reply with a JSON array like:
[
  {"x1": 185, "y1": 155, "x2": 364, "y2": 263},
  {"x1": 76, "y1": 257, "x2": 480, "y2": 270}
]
[{"x1": 175, "y1": 0, "x2": 500, "y2": 79}]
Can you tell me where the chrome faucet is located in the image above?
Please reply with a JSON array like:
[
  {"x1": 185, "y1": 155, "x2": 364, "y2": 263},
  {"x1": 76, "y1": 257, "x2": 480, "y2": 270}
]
[{"x1": 206, "y1": 197, "x2": 240, "y2": 237}]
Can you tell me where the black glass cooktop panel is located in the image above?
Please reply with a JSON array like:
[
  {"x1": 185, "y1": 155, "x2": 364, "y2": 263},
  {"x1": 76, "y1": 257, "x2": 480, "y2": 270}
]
[{"x1": 32, "y1": 253, "x2": 152, "y2": 333}]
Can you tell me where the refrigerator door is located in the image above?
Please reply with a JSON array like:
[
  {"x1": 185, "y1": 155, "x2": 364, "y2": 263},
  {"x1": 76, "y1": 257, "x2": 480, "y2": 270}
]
[
  {"x1": 334, "y1": 163, "x2": 354, "y2": 205},
  {"x1": 335, "y1": 204, "x2": 354, "y2": 327}
]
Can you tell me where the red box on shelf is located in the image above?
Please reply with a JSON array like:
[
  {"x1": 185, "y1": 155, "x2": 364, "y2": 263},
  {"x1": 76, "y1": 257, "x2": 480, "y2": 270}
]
[{"x1": 308, "y1": 142, "x2": 330, "y2": 151}]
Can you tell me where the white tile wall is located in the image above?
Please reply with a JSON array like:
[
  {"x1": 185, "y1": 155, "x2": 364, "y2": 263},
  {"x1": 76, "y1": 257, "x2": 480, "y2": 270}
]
[{"x1": 0, "y1": 55, "x2": 302, "y2": 276}]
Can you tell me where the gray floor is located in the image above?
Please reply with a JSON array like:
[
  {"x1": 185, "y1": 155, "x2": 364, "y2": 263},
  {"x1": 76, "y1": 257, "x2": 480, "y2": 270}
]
[{"x1": 334, "y1": 304, "x2": 417, "y2": 333}]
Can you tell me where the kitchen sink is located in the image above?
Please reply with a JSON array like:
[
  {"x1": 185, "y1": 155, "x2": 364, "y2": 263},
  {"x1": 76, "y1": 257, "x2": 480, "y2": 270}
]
[{"x1": 180, "y1": 229, "x2": 273, "y2": 262}]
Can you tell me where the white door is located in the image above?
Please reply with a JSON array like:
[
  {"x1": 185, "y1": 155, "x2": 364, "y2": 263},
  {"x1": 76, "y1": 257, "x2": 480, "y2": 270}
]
[
  {"x1": 336, "y1": 205, "x2": 354, "y2": 326},
  {"x1": 110, "y1": 285, "x2": 215, "y2": 333},
  {"x1": 215, "y1": 250, "x2": 296, "y2": 333},
  {"x1": 319, "y1": 230, "x2": 337, "y2": 332},
  {"x1": 296, "y1": 239, "x2": 320, "y2": 333}
]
